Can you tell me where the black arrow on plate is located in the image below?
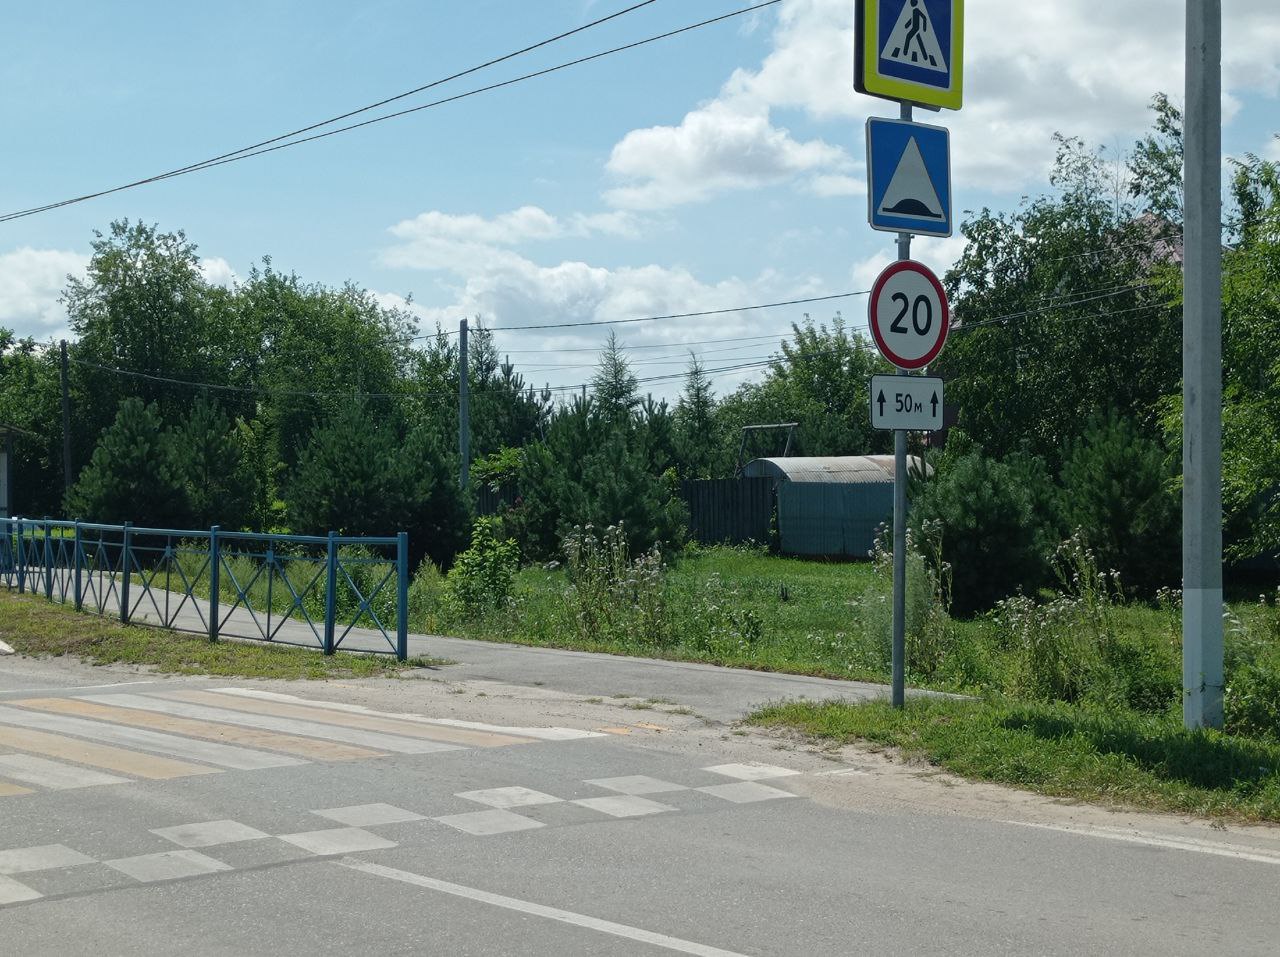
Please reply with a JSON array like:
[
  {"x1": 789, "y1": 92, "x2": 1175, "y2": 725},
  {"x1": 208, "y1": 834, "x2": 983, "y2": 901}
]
[
  {"x1": 930, "y1": 392, "x2": 939, "y2": 416},
  {"x1": 877, "y1": 390, "x2": 886, "y2": 416}
]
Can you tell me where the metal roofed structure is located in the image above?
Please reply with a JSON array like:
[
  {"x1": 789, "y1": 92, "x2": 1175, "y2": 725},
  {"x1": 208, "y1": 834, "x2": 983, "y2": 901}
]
[
  {"x1": 743, "y1": 455, "x2": 925, "y2": 558},
  {"x1": 743, "y1": 455, "x2": 897, "y2": 484}
]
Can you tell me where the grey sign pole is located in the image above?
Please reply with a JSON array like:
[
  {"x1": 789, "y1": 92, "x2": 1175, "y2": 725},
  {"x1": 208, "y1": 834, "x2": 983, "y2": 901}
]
[
  {"x1": 1183, "y1": 0, "x2": 1223, "y2": 729},
  {"x1": 890, "y1": 100, "x2": 913, "y2": 710},
  {"x1": 459, "y1": 317, "x2": 471, "y2": 491}
]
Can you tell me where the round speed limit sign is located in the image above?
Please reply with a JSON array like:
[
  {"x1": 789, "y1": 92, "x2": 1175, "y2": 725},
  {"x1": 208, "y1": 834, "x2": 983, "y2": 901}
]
[{"x1": 868, "y1": 260, "x2": 950, "y2": 370}]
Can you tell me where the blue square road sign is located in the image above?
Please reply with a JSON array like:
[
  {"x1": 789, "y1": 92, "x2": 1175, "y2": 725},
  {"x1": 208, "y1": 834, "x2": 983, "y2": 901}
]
[{"x1": 866, "y1": 116, "x2": 952, "y2": 238}]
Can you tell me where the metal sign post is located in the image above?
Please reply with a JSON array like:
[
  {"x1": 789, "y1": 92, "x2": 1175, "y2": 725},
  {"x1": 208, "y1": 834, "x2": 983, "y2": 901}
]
[{"x1": 857, "y1": 0, "x2": 961, "y2": 708}]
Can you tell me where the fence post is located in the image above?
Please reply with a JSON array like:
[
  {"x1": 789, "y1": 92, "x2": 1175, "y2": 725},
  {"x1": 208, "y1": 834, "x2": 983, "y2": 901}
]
[
  {"x1": 16, "y1": 519, "x2": 25, "y2": 594},
  {"x1": 43, "y1": 518, "x2": 53, "y2": 600},
  {"x1": 396, "y1": 531, "x2": 409, "y2": 662},
  {"x1": 119, "y1": 522, "x2": 132, "y2": 623},
  {"x1": 73, "y1": 521, "x2": 83, "y2": 611},
  {"x1": 208, "y1": 526, "x2": 220, "y2": 642},
  {"x1": 323, "y1": 532, "x2": 338, "y2": 655}
]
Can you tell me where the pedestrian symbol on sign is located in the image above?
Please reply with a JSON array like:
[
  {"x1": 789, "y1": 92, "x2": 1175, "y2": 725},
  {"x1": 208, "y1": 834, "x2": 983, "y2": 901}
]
[{"x1": 882, "y1": 0, "x2": 947, "y2": 73}]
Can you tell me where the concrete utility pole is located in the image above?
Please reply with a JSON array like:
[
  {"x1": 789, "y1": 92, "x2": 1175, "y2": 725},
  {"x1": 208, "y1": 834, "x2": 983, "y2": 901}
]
[
  {"x1": 459, "y1": 318, "x2": 470, "y2": 490},
  {"x1": 890, "y1": 101, "x2": 913, "y2": 710},
  {"x1": 59, "y1": 340, "x2": 72, "y2": 499},
  {"x1": 1182, "y1": 0, "x2": 1224, "y2": 729}
]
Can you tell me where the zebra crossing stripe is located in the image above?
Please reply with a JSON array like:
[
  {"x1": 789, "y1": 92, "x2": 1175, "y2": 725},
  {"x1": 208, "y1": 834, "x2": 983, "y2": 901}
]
[
  {"x1": 188, "y1": 689, "x2": 532, "y2": 748},
  {"x1": 0, "y1": 754, "x2": 128, "y2": 790},
  {"x1": 79, "y1": 693, "x2": 461, "y2": 755},
  {"x1": 0, "y1": 703, "x2": 301, "y2": 771},
  {"x1": 0, "y1": 726, "x2": 218, "y2": 780},
  {"x1": 18, "y1": 697, "x2": 383, "y2": 762}
]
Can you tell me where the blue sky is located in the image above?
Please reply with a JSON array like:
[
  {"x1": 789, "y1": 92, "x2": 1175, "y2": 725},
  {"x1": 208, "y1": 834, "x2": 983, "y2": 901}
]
[{"x1": 2, "y1": 0, "x2": 1277, "y2": 399}]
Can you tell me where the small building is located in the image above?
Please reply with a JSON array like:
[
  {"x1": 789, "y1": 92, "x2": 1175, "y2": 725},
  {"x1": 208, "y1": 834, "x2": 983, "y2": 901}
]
[{"x1": 743, "y1": 455, "x2": 924, "y2": 558}]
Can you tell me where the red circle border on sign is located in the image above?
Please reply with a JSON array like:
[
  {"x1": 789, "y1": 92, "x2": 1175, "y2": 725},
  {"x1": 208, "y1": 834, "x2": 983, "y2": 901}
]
[{"x1": 867, "y1": 260, "x2": 950, "y2": 371}]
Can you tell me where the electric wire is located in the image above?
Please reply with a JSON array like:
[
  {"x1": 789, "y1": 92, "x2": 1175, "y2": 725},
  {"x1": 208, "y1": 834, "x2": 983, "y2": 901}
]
[{"x1": 0, "y1": 1, "x2": 781, "y2": 224}]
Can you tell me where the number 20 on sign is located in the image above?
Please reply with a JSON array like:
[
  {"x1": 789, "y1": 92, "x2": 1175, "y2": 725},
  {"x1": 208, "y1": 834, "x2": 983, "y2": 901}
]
[{"x1": 867, "y1": 259, "x2": 949, "y2": 370}]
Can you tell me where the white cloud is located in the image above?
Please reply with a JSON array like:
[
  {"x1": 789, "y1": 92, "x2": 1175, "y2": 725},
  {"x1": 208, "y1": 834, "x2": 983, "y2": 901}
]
[
  {"x1": 851, "y1": 235, "x2": 967, "y2": 293},
  {"x1": 807, "y1": 173, "x2": 866, "y2": 198},
  {"x1": 382, "y1": 205, "x2": 645, "y2": 276},
  {"x1": 379, "y1": 207, "x2": 826, "y2": 364},
  {"x1": 199, "y1": 257, "x2": 238, "y2": 288},
  {"x1": 0, "y1": 248, "x2": 88, "y2": 341},
  {"x1": 604, "y1": 100, "x2": 851, "y2": 209},
  {"x1": 1266, "y1": 136, "x2": 1280, "y2": 162},
  {"x1": 640, "y1": 0, "x2": 1280, "y2": 196}
]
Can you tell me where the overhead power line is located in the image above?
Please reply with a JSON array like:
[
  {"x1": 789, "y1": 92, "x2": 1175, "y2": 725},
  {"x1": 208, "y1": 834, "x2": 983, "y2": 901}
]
[
  {"x1": 0, "y1": 0, "x2": 782, "y2": 224},
  {"x1": 422, "y1": 289, "x2": 869, "y2": 339}
]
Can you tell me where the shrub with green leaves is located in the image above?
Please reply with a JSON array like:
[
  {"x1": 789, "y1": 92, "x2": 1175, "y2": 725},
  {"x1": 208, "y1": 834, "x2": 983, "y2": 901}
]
[
  {"x1": 1059, "y1": 413, "x2": 1179, "y2": 597},
  {"x1": 910, "y1": 448, "x2": 1050, "y2": 616},
  {"x1": 443, "y1": 519, "x2": 520, "y2": 620},
  {"x1": 68, "y1": 398, "x2": 190, "y2": 527}
]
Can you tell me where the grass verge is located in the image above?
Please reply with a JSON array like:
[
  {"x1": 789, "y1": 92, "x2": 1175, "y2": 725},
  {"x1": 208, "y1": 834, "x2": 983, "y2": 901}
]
[
  {"x1": 0, "y1": 590, "x2": 443, "y2": 680},
  {"x1": 750, "y1": 697, "x2": 1280, "y2": 822}
]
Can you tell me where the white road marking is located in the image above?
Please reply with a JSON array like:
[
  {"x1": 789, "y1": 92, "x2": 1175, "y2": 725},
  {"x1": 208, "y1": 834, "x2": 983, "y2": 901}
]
[
  {"x1": 0, "y1": 875, "x2": 42, "y2": 905},
  {"x1": 276, "y1": 827, "x2": 397, "y2": 856},
  {"x1": 337, "y1": 859, "x2": 754, "y2": 957},
  {"x1": 703, "y1": 763, "x2": 801, "y2": 782},
  {"x1": 0, "y1": 754, "x2": 128, "y2": 790},
  {"x1": 573, "y1": 795, "x2": 675, "y2": 818},
  {"x1": 1004, "y1": 820, "x2": 1280, "y2": 867},
  {"x1": 433, "y1": 809, "x2": 545, "y2": 836},
  {"x1": 0, "y1": 704, "x2": 301, "y2": 771},
  {"x1": 210, "y1": 687, "x2": 606, "y2": 740},
  {"x1": 151, "y1": 820, "x2": 271, "y2": 849},
  {"x1": 80, "y1": 693, "x2": 461, "y2": 755},
  {"x1": 312, "y1": 804, "x2": 425, "y2": 827},
  {"x1": 697, "y1": 782, "x2": 797, "y2": 804},
  {"x1": 104, "y1": 849, "x2": 232, "y2": 883},
  {"x1": 457, "y1": 786, "x2": 562, "y2": 809},
  {"x1": 586, "y1": 775, "x2": 689, "y2": 795},
  {"x1": 0, "y1": 844, "x2": 95, "y2": 875},
  {"x1": 0, "y1": 680, "x2": 157, "y2": 696}
]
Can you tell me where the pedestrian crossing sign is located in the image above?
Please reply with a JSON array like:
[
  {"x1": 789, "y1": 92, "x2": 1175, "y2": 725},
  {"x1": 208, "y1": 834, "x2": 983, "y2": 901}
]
[{"x1": 855, "y1": 0, "x2": 964, "y2": 111}]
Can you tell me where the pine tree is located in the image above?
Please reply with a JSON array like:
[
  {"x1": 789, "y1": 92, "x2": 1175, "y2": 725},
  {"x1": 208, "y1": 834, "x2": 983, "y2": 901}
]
[
  {"x1": 591, "y1": 332, "x2": 639, "y2": 420},
  {"x1": 67, "y1": 398, "x2": 190, "y2": 527},
  {"x1": 674, "y1": 356, "x2": 717, "y2": 478},
  {"x1": 286, "y1": 402, "x2": 403, "y2": 537},
  {"x1": 173, "y1": 395, "x2": 256, "y2": 529}
]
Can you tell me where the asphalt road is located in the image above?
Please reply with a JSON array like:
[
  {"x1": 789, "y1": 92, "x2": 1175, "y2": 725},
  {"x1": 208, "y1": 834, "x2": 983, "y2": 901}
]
[{"x1": 0, "y1": 647, "x2": 1278, "y2": 955}]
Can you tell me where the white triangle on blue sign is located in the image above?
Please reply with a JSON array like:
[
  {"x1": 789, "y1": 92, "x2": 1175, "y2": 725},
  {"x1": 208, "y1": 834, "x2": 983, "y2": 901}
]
[
  {"x1": 877, "y1": 136, "x2": 944, "y2": 221},
  {"x1": 881, "y1": 0, "x2": 948, "y2": 74}
]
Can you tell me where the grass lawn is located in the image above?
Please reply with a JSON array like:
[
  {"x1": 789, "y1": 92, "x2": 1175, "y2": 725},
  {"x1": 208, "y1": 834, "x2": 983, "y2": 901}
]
[
  {"x1": 429, "y1": 548, "x2": 909, "y2": 681},
  {"x1": 0, "y1": 589, "x2": 442, "y2": 680},
  {"x1": 750, "y1": 697, "x2": 1280, "y2": 822}
]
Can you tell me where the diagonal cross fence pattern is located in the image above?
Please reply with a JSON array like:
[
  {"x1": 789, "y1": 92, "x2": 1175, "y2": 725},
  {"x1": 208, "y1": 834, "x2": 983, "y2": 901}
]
[{"x1": 0, "y1": 519, "x2": 409, "y2": 660}]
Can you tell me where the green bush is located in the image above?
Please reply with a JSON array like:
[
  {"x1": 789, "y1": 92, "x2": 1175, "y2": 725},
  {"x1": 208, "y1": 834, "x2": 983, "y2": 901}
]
[
  {"x1": 68, "y1": 398, "x2": 190, "y2": 528},
  {"x1": 443, "y1": 519, "x2": 520, "y2": 620},
  {"x1": 517, "y1": 401, "x2": 687, "y2": 560},
  {"x1": 1059, "y1": 413, "x2": 1179, "y2": 597},
  {"x1": 1226, "y1": 663, "x2": 1280, "y2": 741},
  {"x1": 911, "y1": 449, "x2": 1049, "y2": 616}
]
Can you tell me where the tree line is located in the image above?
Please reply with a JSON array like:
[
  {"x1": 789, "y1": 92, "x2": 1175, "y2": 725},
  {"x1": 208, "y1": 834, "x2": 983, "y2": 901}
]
[{"x1": 2, "y1": 96, "x2": 1278, "y2": 610}]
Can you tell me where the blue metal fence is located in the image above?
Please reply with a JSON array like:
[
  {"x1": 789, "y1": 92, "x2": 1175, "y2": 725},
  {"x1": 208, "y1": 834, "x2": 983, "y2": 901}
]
[{"x1": 0, "y1": 518, "x2": 410, "y2": 660}]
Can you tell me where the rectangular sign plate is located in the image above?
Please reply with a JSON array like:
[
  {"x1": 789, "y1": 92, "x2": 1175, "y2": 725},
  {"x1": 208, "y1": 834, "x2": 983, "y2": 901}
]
[
  {"x1": 870, "y1": 374, "x2": 944, "y2": 431},
  {"x1": 855, "y1": 0, "x2": 964, "y2": 111},
  {"x1": 866, "y1": 116, "x2": 952, "y2": 237}
]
